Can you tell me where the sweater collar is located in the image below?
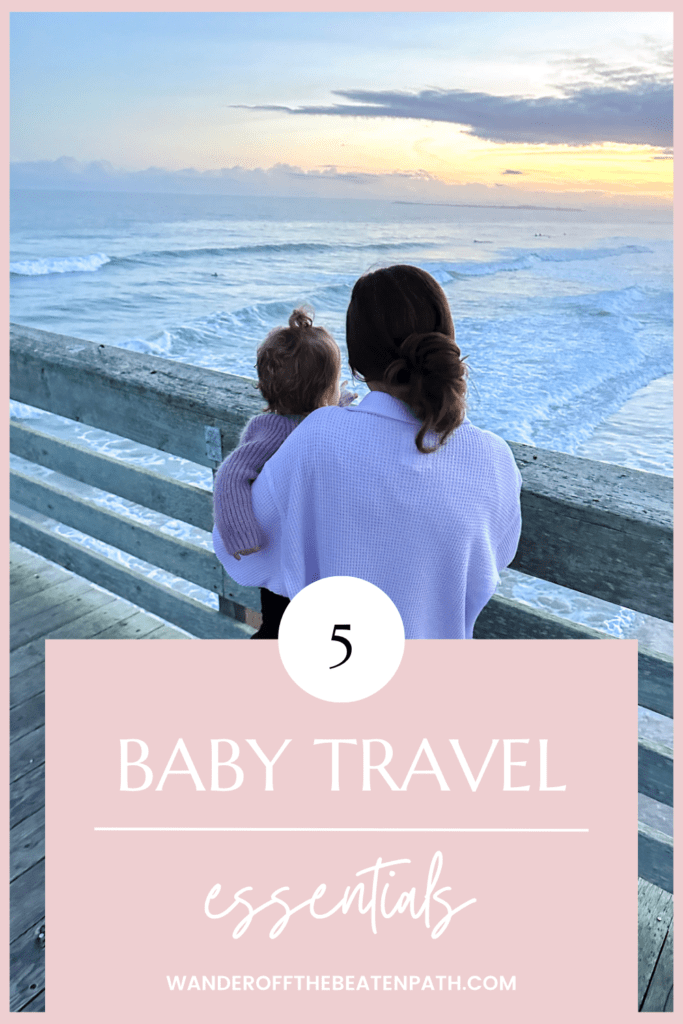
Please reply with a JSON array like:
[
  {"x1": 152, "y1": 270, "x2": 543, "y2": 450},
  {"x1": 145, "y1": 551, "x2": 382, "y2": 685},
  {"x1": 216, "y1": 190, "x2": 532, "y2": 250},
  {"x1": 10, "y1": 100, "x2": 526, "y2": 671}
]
[
  {"x1": 353, "y1": 390, "x2": 470, "y2": 427},
  {"x1": 353, "y1": 390, "x2": 421, "y2": 423}
]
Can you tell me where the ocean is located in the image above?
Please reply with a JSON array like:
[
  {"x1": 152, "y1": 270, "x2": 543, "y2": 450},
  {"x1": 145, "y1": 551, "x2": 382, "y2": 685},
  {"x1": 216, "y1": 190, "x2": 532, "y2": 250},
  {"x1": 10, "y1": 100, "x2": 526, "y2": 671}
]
[{"x1": 9, "y1": 189, "x2": 673, "y2": 653}]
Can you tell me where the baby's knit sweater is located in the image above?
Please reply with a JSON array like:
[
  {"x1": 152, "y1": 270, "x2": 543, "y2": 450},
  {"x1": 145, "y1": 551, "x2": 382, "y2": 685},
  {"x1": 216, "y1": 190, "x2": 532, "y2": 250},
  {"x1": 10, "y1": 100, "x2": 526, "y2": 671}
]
[{"x1": 213, "y1": 412, "x2": 303, "y2": 556}]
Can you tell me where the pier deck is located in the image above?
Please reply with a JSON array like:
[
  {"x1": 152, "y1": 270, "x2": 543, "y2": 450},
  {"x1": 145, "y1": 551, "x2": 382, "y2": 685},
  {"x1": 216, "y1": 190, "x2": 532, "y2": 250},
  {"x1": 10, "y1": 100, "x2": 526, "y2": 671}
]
[
  {"x1": 8, "y1": 543, "x2": 673, "y2": 1012},
  {"x1": 9, "y1": 543, "x2": 189, "y2": 1012}
]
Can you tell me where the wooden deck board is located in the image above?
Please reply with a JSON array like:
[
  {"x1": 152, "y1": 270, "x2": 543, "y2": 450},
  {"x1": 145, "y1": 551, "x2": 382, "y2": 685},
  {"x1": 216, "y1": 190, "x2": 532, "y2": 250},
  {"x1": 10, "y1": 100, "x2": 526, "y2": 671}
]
[
  {"x1": 10, "y1": 562, "x2": 69, "y2": 602},
  {"x1": 11, "y1": 638, "x2": 47, "y2": 679},
  {"x1": 10, "y1": 861, "x2": 45, "y2": 945},
  {"x1": 7, "y1": 543, "x2": 673, "y2": 1011},
  {"x1": 9, "y1": 917, "x2": 45, "y2": 1012},
  {"x1": 11, "y1": 726, "x2": 45, "y2": 785},
  {"x1": 10, "y1": 574, "x2": 101, "y2": 626},
  {"x1": 91, "y1": 608, "x2": 185, "y2": 640},
  {"x1": 638, "y1": 877, "x2": 674, "y2": 1010},
  {"x1": 642, "y1": 919, "x2": 674, "y2": 1012},
  {"x1": 8, "y1": 543, "x2": 193, "y2": 1011},
  {"x1": 10, "y1": 808, "x2": 46, "y2": 883},
  {"x1": 142, "y1": 623, "x2": 194, "y2": 639},
  {"x1": 42, "y1": 597, "x2": 142, "y2": 642},
  {"x1": 10, "y1": 765, "x2": 46, "y2": 832},
  {"x1": 11, "y1": 586, "x2": 120, "y2": 651},
  {"x1": 10, "y1": 693, "x2": 44, "y2": 745},
  {"x1": 10, "y1": 661, "x2": 46, "y2": 710},
  {"x1": 21, "y1": 989, "x2": 46, "y2": 1012}
]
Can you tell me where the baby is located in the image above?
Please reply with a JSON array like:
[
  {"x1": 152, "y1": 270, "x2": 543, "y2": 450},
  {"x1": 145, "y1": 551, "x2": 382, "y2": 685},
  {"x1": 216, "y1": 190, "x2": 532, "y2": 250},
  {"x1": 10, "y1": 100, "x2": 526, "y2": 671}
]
[{"x1": 213, "y1": 309, "x2": 354, "y2": 639}]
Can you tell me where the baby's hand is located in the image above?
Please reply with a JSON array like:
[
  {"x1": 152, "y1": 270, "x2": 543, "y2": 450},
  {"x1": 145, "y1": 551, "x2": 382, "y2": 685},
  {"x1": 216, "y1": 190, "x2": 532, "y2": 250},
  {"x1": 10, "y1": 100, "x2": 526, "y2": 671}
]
[
  {"x1": 338, "y1": 380, "x2": 359, "y2": 407},
  {"x1": 233, "y1": 546, "x2": 261, "y2": 560}
]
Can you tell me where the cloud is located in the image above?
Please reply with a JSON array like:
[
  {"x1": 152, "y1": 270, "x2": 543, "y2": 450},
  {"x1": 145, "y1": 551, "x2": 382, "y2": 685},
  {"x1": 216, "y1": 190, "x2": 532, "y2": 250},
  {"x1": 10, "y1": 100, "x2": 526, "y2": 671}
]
[
  {"x1": 549, "y1": 55, "x2": 670, "y2": 92},
  {"x1": 8, "y1": 157, "x2": 440, "y2": 196},
  {"x1": 236, "y1": 77, "x2": 672, "y2": 148},
  {"x1": 284, "y1": 165, "x2": 438, "y2": 185},
  {"x1": 502, "y1": 169, "x2": 523, "y2": 175},
  {"x1": 9, "y1": 156, "x2": 670, "y2": 208}
]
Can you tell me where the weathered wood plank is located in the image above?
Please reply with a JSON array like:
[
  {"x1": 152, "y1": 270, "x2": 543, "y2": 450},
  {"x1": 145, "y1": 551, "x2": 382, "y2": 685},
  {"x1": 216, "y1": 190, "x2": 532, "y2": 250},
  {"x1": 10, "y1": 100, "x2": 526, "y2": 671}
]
[
  {"x1": 637, "y1": 649, "x2": 674, "y2": 720},
  {"x1": 10, "y1": 661, "x2": 45, "y2": 711},
  {"x1": 10, "y1": 638, "x2": 46, "y2": 678},
  {"x1": 10, "y1": 693, "x2": 45, "y2": 745},
  {"x1": 638, "y1": 877, "x2": 674, "y2": 1007},
  {"x1": 11, "y1": 598, "x2": 175, "y2": 706},
  {"x1": 10, "y1": 763, "x2": 45, "y2": 831},
  {"x1": 11, "y1": 419, "x2": 214, "y2": 531},
  {"x1": 11, "y1": 503, "x2": 254, "y2": 639},
  {"x1": 11, "y1": 590, "x2": 120, "y2": 652},
  {"x1": 638, "y1": 737, "x2": 673, "y2": 807},
  {"x1": 43, "y1": 596, "x2": 150, "y2": 642},
  {"x1": 10, "y1": 577, "x2": 121, "y2": 650},
  {"x1": 10, "y1": 558, "x2": 68, "y2": 602},
  {"x1": 11, "y1": 491, "x2": 260, "y2": 614},
  {"x1": 9, "y1": 917, "x2": 45, "y2": 1012},
  {"x1": 10, "y1": 574, "x2": 96, "y2": 627},
  {"x1": 89, "y1": 609, "x2": 184, "y2": 640},
  {"x1": 10, "y1": 323, "x2": 262, "y2": 466},
  {"x1": 10, "y1": 542, "x2": 191, "y2": 642},
  {"x1": 11, "y1": 726, "x2": 45, "y2": 785},
  {"x1": 639, "y1": 793, "x2": 673, "y2": 840},
  {"x1": 10, "y1": 808, "x2": 45, "y2": 883},
  {"x1": 11, "y1": 465, "x2": 223, "y2": 593},
  {"x1": 10, "y1": 860, "x2": 45, "y2": 943},
  {"x1": 641, "y1": 918, "x2": 674, "y2": 1012},
  {"x1": 508, "y1": 442, "x2": 672, "y2": 620},
  {"x1": 638, "y1": 823, "x2": 673, "y2": 893},
  {"x1": 21, "y1": 988, "x2": 46, "y2": 1012},
  {"x1": 10, "y1": 541, "x2": 64, "y2": 579},
  {"x1": 475, "y1": 593, "x2": 615, "y2": 641},
  {"x1": 143, "y1": 624, "x2": 195, "y2": 639},
  {"x1": 475, "y1": 594, "x2": 672, "y2": 718}
]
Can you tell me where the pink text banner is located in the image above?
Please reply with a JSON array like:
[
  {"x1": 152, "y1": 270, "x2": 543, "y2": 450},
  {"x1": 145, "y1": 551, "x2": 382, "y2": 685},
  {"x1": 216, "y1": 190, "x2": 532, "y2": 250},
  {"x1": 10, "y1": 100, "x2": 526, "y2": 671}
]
[{"x1": 46, "y1": 638, "x2": 637, "y2": 1023}]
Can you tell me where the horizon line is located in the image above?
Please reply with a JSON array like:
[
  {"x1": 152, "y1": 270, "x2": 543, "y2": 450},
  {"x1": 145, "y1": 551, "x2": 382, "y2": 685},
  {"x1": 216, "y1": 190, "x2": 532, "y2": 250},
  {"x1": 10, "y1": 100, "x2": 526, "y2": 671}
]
[{"x1": 8, "y1": 186, "x2": 672, "y2": 211}]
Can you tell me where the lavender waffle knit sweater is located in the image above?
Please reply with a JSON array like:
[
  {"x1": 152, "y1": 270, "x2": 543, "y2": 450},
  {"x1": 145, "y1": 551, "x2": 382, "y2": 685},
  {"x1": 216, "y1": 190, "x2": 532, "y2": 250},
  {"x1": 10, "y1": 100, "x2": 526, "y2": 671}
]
[
  {"x1": 214, "y1": 391, "x2": 522, "y2": 639},
  {"x1": 213, "y1": 412, "x2": 302, "y2": 556}
]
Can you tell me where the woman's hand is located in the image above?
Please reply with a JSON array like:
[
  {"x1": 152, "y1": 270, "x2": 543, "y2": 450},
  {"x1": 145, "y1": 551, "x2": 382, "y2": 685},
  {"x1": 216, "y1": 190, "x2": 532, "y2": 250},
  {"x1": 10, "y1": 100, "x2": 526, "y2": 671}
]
[{"x1": 233, "y1": 546, "x2": 261, "y2": 560}]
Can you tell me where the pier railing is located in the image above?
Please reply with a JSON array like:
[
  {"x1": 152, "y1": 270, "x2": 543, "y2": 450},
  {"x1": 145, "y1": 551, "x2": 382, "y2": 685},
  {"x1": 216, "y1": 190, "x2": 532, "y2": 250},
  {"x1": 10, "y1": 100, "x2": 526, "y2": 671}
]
[{"x1": 9, "y1": 324, "x2": 673, "y2": 890}]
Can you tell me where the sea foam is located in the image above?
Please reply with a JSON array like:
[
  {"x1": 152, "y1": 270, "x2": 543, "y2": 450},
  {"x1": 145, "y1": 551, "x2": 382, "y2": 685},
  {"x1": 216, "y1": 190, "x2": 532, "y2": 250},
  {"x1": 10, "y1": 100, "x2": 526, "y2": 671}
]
[{"x1": 10, "y1": 253, "x2": 111, "y2": 276}]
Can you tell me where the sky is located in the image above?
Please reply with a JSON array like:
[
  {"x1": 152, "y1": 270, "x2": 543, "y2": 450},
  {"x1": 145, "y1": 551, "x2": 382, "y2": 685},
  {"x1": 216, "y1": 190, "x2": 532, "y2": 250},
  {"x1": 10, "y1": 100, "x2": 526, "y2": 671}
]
[{"x1": 10, "y1": 12, "x2": 673, "y2": 207}]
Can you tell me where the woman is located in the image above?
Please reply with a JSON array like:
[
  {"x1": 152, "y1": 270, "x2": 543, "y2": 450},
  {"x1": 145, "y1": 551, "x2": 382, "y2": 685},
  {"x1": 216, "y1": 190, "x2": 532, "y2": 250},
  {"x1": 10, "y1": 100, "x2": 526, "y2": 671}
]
[{"x1": 214, "y1": 265, "x2": 522, "y2": 639}]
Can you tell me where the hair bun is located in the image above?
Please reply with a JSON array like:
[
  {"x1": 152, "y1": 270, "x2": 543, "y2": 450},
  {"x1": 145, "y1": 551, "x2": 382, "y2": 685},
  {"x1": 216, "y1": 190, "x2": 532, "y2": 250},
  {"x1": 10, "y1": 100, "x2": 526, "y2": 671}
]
[
  {"x1": 398, "y1": 331, "x2": 461, "y2": 374},
  {"x1": 289, "y1": 308, "x2": 313, "y2": 330}
]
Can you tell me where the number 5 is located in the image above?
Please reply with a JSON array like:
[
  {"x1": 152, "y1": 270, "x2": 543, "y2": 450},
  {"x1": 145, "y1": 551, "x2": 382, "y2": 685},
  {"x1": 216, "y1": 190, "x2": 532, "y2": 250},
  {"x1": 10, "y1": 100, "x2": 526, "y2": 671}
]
[{"x1": 330, "y1": 624, "x2": 352, "y2": 669}]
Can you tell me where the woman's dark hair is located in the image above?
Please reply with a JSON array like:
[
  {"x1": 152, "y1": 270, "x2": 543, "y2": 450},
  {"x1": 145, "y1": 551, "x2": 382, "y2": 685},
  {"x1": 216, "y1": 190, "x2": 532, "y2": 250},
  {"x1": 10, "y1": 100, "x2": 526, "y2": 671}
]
[
  {"x1": 346, "y1": 265, "x2": 467, "y2": 453},
  {"x1": 257, "y1": 308, "x2": 340, "y2": 416}
]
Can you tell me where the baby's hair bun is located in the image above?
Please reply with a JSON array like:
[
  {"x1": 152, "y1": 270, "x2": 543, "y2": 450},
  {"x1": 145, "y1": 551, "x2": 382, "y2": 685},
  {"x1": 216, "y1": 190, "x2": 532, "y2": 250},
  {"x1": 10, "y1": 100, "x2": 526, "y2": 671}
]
[
  {"x1": 257, "y1": 306, "x2": 339, "y2": 416},
  {"x1": 289, "y1": 308, "x2": 313, "y2": 330}
]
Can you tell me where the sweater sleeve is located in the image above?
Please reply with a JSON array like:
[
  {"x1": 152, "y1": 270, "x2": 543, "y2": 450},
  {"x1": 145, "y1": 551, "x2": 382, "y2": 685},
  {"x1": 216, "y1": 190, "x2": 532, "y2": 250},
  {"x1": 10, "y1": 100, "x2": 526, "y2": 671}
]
[
  {"x1": 222, "y1": 412, "x2": 323, "y2": 598},
  {"x1": 213, "y1": 470, "x2": 286, "y2": 594},
  {"x1": 212, "y1": 414, "x2": 296, "y2": 557}
]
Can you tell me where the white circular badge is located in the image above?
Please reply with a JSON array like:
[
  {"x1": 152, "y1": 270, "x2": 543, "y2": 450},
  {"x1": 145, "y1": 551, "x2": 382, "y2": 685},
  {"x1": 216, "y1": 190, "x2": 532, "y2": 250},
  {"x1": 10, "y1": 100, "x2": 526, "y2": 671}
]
[{"x1": 278, "y1": 576, "x2": 405, "y2": 702}]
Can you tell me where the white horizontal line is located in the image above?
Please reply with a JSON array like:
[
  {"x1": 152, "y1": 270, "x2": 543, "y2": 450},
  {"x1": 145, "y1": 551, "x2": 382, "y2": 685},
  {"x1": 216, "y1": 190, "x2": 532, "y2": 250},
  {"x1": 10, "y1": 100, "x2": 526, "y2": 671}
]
[{"x1": 94, "y1": 827, "x2": 589, "y2": 833}]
